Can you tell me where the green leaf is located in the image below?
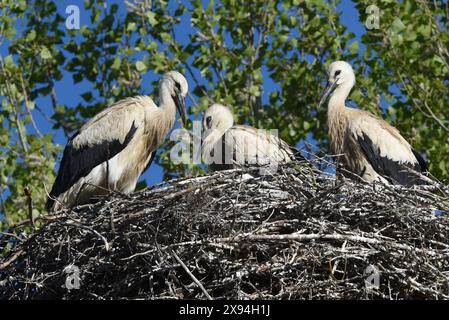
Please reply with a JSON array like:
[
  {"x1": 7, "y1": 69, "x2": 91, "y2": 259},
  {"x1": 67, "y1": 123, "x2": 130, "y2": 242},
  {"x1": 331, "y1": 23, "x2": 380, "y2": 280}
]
[
  {"x1": 135, "y1": 61, "x2": 146, "y2": 72},
  {"x1": 127, "y1": 22, "x2": 137, "y2": 32},
  {"x1": 348, "y1": 41, "x2": 359, "y2": 54},
  {"x1": 4, "y1": 24, "x2": 16, "y2": 39},
  {"x1": 278, "y1": 35, "x2": 289, "y2": 43},
  {"x1": 160, "y1": 32, "x2": 172, "y2": 42},
  {"x1": 417, "y1": 25, "x2": 431, "y2": 37},
  {"x1": 26, "y1": 30, "x2": 36, "y2": 41},
  {"x1": 147, "y1": 42, "x2": 158, "y2": 52},
  {"x1": 146, "y1": 11, "x2": 158, "y2": 26},
  {"x1": 111, "y1": 57, "x2": 121, "y2": 70},
  {"x1": 290, "y1": 16, "x2": 298, "y2": 27},
  {"x1": 243, "y1": 46, "x2": 254, "y2": 57},
  {"x1": 248, "y1": 85, "x2": 260, "y2": 97},
  {"x1": 404, "y1": 31, "x2": 417, "y2": 42},
  {"x1": 303, "y1": 121, "x2": 311, "y2": 130},
  {"x1": 390, "y1": 18, "x2": 406, "y2": 33},
  {"x1": 92, "y1": 8, "x2": 101, "y2": 23},
  {"x1": 4, "y1": 55, "x2": 14, "y2": 68},
  {"x1": 81, "y1": 92, "x2": 93, "y2": 102},
  {"x1": 73, "y1": 73, "x2": 83, "y2": 83},
  {"x1": 40, "y1": 47, "x2": 52, "y2": 60}
]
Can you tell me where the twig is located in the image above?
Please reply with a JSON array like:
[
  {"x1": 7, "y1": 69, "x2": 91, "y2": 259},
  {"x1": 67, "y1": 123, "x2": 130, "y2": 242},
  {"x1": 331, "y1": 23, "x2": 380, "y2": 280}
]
[
  {"x1": 0, "y1": 249, "x2": 24, "y2": 271},
  {"x1": 171, "y1": 251, "x2": 213, "y2": 300}
]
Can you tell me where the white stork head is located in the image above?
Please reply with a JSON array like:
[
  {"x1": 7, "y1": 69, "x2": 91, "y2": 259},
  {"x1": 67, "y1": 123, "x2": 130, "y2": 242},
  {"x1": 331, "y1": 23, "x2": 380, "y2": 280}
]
[
  {"x1": 319, "y1": 61, "x2": 356, "y2": 108},
  {"x1": 161, "y1": 71, "x2": 188, "y2": 125},
  {"x1": 201, "y1": 103, "x2": 235, "y2": 165},
  {"x1": 202, "y1": 103, "x2": 234, "y2": 134}
]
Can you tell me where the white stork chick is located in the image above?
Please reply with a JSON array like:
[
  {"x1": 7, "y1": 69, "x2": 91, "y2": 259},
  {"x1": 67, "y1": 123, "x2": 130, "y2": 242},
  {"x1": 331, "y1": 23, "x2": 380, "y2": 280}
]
[
  {"x1": 46, "y1": 71, "x2": 188, "y2": 211},
  {"x1": 201, "y1": 103, "x2": 295, "y2": 171},
  {"x1": 319, "y1": 61, "x2": 428, "y2": 185}
]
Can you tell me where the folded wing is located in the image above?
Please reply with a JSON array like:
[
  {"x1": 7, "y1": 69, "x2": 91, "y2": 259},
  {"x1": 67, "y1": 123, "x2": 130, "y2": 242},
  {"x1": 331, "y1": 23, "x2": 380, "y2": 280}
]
[
  {"x1": 350, "y1": 114, "x2": 427, "y2": 185},
  {"x1": 226, "y1": 125, "x2": 294, "y2": 167},
  {"x1": 46, "y1": 98, "x2": 146, "y2": 210}
]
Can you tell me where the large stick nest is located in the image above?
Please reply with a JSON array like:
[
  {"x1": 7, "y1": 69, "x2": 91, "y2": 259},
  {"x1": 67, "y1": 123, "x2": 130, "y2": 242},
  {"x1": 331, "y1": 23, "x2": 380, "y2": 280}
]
[{"x1": 1, "y1": 159, "x2": 449, "y2": 299}]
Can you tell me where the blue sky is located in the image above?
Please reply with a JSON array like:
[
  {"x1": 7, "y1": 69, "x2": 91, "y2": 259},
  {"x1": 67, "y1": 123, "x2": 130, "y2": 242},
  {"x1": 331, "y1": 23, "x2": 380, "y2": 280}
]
[{"x1": 1, "y1": 0, "x2": 367, "y2": 192}]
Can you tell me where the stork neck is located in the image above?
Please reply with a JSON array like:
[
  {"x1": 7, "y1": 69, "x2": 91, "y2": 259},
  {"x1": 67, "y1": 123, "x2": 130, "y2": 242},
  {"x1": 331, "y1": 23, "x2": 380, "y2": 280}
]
[
  {"x1": 203, "y1": 128, "x2": 226, "y2": 149},
  {"x1": 159, "y1": 82, "x2": 177, "y2": 126},
  {"x1": 202, "y1": 128, "x2": 228, "y2": 164},
  {"x1": 327, "y1": 86, "x2": 351, "y2": 155},
  {"x1": 328, "y1": 82, "x2": 351, "y2": 112}
]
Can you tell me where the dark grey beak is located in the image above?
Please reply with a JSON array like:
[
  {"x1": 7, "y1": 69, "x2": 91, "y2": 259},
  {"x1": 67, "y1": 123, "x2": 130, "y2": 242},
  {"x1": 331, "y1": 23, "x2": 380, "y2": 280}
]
[
  {"x1": 201, "y1": 114, "x2": 213, "y2": 146},
  {"x1": 318, "y1": 80, "x2": 338, "y2": 108},
  {"x1": 173, "y1": 93, "x2": 187, "y2": 126}
]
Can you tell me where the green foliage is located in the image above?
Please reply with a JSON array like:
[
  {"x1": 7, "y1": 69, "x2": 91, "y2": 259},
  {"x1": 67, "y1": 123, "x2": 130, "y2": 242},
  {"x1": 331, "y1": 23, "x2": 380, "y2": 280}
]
[
  {"x1": 1, "y1": 0, "x2": 448, "y2": 231},
  {"x1": 0, "y1": 0, "x2": 61, "y2": 229}
]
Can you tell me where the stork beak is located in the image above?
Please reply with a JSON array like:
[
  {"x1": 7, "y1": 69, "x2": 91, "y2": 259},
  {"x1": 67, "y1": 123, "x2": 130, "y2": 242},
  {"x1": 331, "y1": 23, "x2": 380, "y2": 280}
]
[
  {"x1": 318, "y1": 80, "x2": 338, "y2": 108},
  {"x1": 174, "y1": 93, "x2": 187, "y2": 126},
  {"x1": 200, "y1": 117, "x2": 207, "y2": 146}
]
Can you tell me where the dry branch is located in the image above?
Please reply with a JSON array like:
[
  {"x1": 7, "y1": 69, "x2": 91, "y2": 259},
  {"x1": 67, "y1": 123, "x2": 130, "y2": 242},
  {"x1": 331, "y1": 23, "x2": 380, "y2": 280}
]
[{"x1": 1, "y1": 158, "x2": 448, "y2": 299}]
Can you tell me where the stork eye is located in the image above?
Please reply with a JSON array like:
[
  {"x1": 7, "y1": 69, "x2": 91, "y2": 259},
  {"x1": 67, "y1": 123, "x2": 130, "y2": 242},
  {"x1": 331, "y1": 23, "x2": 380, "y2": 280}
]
[
  {"x1": 206, "y1": 116, "x2": 212, "y2": 128},
  {"x1": 174, "y1": 81, "x2": 181, "y2": 91},
  {"x1": 334, "y1": 70, "x2": 341, "y2": 77}
]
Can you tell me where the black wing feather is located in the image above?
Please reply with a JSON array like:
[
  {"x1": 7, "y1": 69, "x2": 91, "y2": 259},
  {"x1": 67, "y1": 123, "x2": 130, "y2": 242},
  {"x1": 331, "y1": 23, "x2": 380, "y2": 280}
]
[
  {"x1": 412, "y1": 148, "x2": 428, "y2": 172},
  {"x1": 209, "y1": 134, "x2": 235, "y2": 171},
  {"x1": 46, "y1": 122, "x2": 138, "y2": 210},
  {"x1": 143, "y1": 151, "x2": 157, "y2": 173},
  {"x1": 357, "y1": 132, "x2": 427, "y2": 186}
]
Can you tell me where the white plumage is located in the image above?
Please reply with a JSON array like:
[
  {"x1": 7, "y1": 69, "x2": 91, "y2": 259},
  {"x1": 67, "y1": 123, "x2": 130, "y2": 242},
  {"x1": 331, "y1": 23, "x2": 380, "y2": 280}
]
[
  {"x1": 46, "y1": 71, "x2": 188, "y2": 211},
  {"x1": 319, "y1": 61, "x2": 428, "y2": 185},
  {"x1": 202, "y1": 104, "x2": 295, "y2": 171}
]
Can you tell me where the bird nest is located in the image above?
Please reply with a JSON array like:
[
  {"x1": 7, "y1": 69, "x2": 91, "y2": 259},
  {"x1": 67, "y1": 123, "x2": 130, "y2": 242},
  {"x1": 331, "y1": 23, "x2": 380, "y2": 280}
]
[{"x1": 1, "y1": 159, "x2": 449, "y2": 299}]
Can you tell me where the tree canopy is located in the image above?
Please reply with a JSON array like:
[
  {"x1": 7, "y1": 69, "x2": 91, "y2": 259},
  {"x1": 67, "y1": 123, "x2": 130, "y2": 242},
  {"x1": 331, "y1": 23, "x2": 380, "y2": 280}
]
[{"x1": 0, "y1": 0, "x2": 448, "y2": 229}]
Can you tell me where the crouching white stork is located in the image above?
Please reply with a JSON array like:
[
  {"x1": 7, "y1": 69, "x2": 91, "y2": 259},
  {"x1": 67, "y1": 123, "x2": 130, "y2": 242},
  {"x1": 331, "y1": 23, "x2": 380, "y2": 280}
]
[
  {"x1": 201, "y1": 103, "x2": 296, "y2": 171},
  {"x1": 46, "y1": 71, "x2": 188, "y2": 211},
  {"x1": 319, "y1": 61, "x2": 428, "y2": 185}
]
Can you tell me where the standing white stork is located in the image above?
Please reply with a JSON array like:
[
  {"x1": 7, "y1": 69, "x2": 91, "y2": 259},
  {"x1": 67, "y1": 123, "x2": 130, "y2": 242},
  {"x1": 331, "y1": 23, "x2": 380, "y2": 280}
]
[
  {"x1": 46, "y1": 71, "x2": 188, "y2": 211},
  {"x1": 201, "y1": 103, "x2": 296, "y2": 171},
  {"x1": 319, "y1": 61, "x2": 428, "y2": 185}
]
